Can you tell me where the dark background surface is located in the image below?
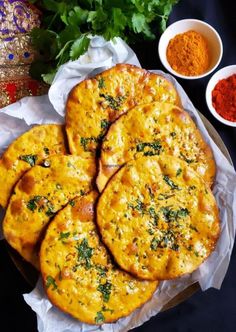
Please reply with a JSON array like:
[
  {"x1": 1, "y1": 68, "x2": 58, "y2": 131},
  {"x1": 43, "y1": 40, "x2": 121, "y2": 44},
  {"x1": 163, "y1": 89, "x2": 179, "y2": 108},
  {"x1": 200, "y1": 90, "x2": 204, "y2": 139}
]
[{"x1": 1, "y1": 0, "x2": 236, "y2": 331}]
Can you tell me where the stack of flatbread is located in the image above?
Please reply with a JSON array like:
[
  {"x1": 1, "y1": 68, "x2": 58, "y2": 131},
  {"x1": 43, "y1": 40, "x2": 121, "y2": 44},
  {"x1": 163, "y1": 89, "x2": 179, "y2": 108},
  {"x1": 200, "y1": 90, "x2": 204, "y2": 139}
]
[{"x1": 1, "y1": 64, "x2": 220, "y2": 325}]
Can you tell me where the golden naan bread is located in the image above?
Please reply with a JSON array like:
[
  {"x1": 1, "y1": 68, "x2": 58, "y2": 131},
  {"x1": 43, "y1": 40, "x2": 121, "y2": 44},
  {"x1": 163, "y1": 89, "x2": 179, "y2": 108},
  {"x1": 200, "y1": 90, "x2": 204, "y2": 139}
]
[
  {"x1": 97, "y1": 102, "x2": 216, "y2": 191},
  {"x1": 3, "y1": 155, "x2": 96, "y2": 269},
  {"x1": 0, "y1": 124, "x2": 67, "y2": 208},
  {"x1": 40, "y1": 191, "x2": 158, "y2": 324},
  {"x1": 66, "y1": 64, "x2": 181, "y2": 157},
  {"x1": 96, "y1": 155, "x2": 220, "y2": 281}
]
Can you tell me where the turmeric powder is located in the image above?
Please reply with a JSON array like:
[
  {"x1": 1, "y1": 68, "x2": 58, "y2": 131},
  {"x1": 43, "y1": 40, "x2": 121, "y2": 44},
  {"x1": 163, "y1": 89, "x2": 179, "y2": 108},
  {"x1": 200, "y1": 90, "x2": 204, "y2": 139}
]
[{"x1": 166, "y1": 30, "x2": 210, "y2": 76}]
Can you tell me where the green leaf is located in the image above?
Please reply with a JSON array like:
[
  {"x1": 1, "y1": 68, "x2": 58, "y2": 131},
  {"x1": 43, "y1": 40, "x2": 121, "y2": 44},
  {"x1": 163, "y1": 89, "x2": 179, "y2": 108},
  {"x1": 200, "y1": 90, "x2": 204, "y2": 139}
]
[
  {"x1": 29, "y1": 60, "x2": 53, "y2": 82},
  {"x1": 87, "y1": 7, "x2": 108, "y2": 31},
  {"x1": 29, "y1": 0, "x2": 180, "y2": 79},
  {"x1": 59, "y1": 25, "x2": 81, "y2": 46},
  {"x1": 67, "y1": 6, "x2": 89, "y2": 26},
  {"x1": 31, "y1": 28, "x2": 60, "y2": 60},
  {"x1": 42, "y1": 71, "x2": 57, "y2": 85},
  {"x1": 131, "y1": 12, "x2": 155, "y2": 38},
  {"x1": 42, "y1": 0, "x2": 60, "y2": 12},
  {"x1": 131, "y1": 12, "x2": 146, "y2": 33},
  {"x1": 112, "y1": 8, "x2": 127, "y2": 36},
  {"x1": 69, "y1": 35, "x2": 90, "y2": 60}
]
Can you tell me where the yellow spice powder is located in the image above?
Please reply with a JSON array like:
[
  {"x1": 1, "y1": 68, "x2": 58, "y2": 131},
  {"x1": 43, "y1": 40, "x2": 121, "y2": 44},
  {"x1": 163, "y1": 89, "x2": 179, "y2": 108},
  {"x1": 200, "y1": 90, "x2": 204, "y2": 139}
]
[{"x1": 166, "y1": 30, "x2": 210, "y2": 76}]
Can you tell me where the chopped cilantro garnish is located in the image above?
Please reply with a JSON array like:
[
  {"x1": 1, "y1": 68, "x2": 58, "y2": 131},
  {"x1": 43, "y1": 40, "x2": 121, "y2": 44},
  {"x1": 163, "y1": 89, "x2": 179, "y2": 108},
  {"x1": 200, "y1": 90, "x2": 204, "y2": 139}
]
[
  {"x1": 150, "y1": 237, "x2": 160, "y2": 250},
  {"x1": 128, "y1": 199, "x2": 145, "y2": 214},
  {"x1": 45, "y1": 202, "x2": 55, "y2": 217},
  {"x1": 157, "y1": 193, "x2": 174, "y2": 200},
  {"x1": 177, "y1": 208, "x2": 190, "y2": 218},
  {"x1": 176, "y1": 168, "x2": 182, "y2": 176},
  {"x1": 69, "y1": 200, "x2": 75, "y2": 207},
  {"x1": 151, "y1": 231, "x2": 178, "y2": 251},
  {"x1": 148, "y1": 207, "x2": 159, "y2": 225},
  {"x1": 101, "y1": 119, "x2": 110, "y2": 129},
  {"x1": 98, "y1": 77, "x2": 105, "y2": 89},
  {"x1": 136, "y1": 140, "x2": 162, "y2": 156},
  {"x1": 75, "y1": 238, "x2": 93, "y2": 269},
  {"x1": 19, "y1": 154, "x2": 38, "y2": 167},
  {"x1": 59, "y1": 232, "x2": 70, "y2": 240},
  {"x1": 189, "y1": 185, "x2": 196, "y2": 190},
  {"x1": 180, "y1": 152, "x2": 194, "y2": 164},
  {"x1": 80, "y1": 136, "x2": 99, "y2": 152},
  {"x1": 160, "y1": 206, "x2": 189, "y2": 222},
  {"x1": 26, "y1": 196, "x2": 43, "y2": 212},
  {"x1": 163, "y1": 175, "x2": 180, "y2": 190},
  {"x1": 99, "y1": 93, "x2": 126, "y2": 110},
  {"x1": 95, "y1": 311, "x2": 105, "y2": 324},
  {"x1": 97, "y1": 281, "x2": 112, "y2": 302},
  {"x1": 46, "y1": 275, "x2": 57, "y2": 290},
  {"x1": 96, "y1": 265, "x2": 107, "y2": 277},
  {"x1": 44, "y1": 147, "x2": 50, "y2": 155}
]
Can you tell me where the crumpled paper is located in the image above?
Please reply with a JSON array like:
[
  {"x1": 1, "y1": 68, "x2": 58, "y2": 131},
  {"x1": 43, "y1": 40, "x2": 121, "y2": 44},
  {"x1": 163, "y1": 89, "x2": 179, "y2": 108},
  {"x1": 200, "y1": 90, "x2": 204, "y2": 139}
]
[
  {"x1": 0, "y1": 36, "x2": 236, "y2": 332},
  {"x1": 48, "y1": 36, "x2": 141, "y2": 116}
]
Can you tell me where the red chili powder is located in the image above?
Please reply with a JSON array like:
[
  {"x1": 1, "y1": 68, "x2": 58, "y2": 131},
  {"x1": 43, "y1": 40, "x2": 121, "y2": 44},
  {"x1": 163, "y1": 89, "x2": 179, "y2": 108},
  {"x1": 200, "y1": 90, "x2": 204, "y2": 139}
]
[{"x1": 212, "y1": 73, "x2": 236, "y2": 122}]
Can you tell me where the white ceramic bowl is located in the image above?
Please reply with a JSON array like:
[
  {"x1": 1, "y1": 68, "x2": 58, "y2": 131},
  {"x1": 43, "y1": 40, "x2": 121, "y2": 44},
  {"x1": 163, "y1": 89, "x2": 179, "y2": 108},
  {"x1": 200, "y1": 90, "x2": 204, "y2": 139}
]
[
  {"x1": 206, "y1": 65, "x2": 236, "y2": 127},
  {"x1": 158, "y1": 19, "x2": 223, "y2": 79}
]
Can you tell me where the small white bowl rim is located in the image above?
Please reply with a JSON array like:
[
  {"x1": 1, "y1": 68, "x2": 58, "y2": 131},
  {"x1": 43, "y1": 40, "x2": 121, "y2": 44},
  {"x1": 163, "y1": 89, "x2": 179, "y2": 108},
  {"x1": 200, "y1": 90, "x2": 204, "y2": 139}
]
[
  {"x1": 158, "y1": 18, "x2": 223, "y2": 80},
  {"x1": 206, "y1": 65, "x2": 236, "y2": 127}
]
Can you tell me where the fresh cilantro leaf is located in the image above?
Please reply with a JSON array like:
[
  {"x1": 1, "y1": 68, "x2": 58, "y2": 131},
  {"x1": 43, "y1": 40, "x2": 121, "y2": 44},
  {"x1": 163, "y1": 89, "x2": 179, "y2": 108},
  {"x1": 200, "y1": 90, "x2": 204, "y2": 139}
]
[
  {"x1": 70, "y1": 34, "x2": 90, "y2": 60},
  {"x1": 29, "y1": 0, "x2": 180, "y2": 84}
]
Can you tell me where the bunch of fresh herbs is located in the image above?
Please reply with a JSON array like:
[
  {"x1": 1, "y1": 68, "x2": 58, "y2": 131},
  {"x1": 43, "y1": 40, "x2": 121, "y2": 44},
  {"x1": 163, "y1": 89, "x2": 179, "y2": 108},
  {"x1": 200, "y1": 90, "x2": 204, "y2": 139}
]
[{"x1": 29, "y1": 0, "x2": 179, "y2": 84}]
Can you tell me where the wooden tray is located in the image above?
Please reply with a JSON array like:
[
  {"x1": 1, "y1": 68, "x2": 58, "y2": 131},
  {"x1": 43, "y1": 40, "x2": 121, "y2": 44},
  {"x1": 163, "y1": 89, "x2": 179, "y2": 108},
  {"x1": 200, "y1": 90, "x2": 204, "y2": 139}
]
[{"x1": 5, "y1": 112, "x2": 233, "y2": 311}]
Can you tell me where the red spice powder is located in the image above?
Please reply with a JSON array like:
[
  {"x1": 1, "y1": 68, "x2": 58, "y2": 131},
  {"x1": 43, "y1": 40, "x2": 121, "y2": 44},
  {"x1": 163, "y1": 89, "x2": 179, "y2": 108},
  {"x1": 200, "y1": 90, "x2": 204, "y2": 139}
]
[{"x1": 212, "y1": 73, "x2": 236, "y2": 122}]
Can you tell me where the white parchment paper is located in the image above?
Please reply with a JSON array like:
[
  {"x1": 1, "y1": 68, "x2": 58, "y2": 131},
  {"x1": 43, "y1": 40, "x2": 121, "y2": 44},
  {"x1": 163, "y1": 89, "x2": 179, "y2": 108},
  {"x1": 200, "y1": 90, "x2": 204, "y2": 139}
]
[{"x1": 0, "y1": 36, "x2": 236, "y2": 332}]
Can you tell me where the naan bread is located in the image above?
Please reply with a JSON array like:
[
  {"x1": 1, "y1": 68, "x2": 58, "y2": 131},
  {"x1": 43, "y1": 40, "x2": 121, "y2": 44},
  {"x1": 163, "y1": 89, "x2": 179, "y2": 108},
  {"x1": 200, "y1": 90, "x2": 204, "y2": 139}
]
[
  {"x1": 96, "y1": 155, "x2": 220, "y2": 280},
  {"x1": 97, "y1": 102, "x2": 216, "y2": 191},
  {"x1": 3, "y1": 155, "x2": 96, "y2": 269},
  {"x1": 66, "y1": 64, "x2": 181, "y2": 157},
  {"x1": 0, "y1": 124, "x2": 67, "y2": 208},
  {"x1": 40, "y1": 191, "x2": 158, "y2": 324}
]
